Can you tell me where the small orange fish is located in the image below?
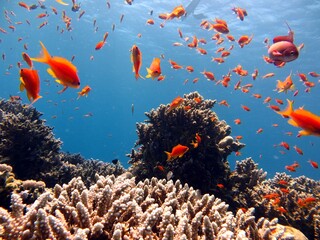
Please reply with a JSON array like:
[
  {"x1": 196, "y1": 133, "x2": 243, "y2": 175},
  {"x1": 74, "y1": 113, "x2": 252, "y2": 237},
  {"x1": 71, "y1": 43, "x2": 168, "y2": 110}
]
[
  {"x1": 293, "y1": 145, "x2": 303, "y2": 155},
  {"x1": 18, "y1": 2, "x2": 30, "y2": 11},
  {"x1": 262, "y1": 72, "x2": 275, "y2": 79},
  {"x1": 146, "y1": 57, "x2": 161, "y2": 80},
  {"x1": 276, "y1": 73, "x2": 295, "y2": 93},
  {"x1": 308, "y1": 160, "x2": 318, "y2": 169},
  {"x1": 277, "y1": 99, "x2": 320, "y2": 136},
  {"x1": 201, "y1": 70, "x2": 215, "y2": 81},
  {"x1": 216, "y1": 183, "x2": 225, "y2": 189},
  {"x1": 166, "y1": 5, "x2": 186, "y2": 20},
  {"x1": 22, "y1": 52, "x2": 33, "y2": 68},
  {"x1": 191, "y1": 133, "x2": 201, "y2": 148},
  {"x1": 130, "y1": 45, "x2": 143, "y2": 80},
  {"x1": 232, "y1": 7, "x2": 247, "y2": 21},
  {"x1": 19, "y1": 68, "x2": 42, "y2": 105},
  {"x1": 167, "y1": 96, "x2": 184, "y2": 113},
  {"x1": 77, "y1": 85, "x2": 91, "y2": 99},
  {"x1": 241, "y1": 105, "x2": 250, "y2": 111},
  {"x1": 31, "y1": 41, "x2": 80, "y2": 93},
  {"x1": 165, "y1": 144, "x2": 189, "y2": 161}
]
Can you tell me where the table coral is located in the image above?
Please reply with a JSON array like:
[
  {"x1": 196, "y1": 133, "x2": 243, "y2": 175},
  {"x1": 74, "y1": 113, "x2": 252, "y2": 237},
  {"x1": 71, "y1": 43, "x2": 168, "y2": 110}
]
[{"x1": 128, "y1": 91, "x2": 244, "y2": 196}]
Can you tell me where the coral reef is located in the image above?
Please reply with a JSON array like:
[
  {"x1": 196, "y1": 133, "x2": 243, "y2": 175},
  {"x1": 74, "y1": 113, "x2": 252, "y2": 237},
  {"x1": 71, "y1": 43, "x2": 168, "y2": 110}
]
[
  {"x1": 128, "y1": 91, "x2": 244, "y2": 196},
  {"x1": 0, "y1": 172, "x2": 305, "y2": 240},
  {"x1": 0, "y1": 99, "x2": 62, "y2": 184},
  {"x1": 0, "y1": 99, "x2": 125, "y2": 189},
  {"x1": 0, "y1": 163, "x2": 45, "y2": 210},
  {"x1": 229, "y1": 158, "x2": 320, "y2": 239}
]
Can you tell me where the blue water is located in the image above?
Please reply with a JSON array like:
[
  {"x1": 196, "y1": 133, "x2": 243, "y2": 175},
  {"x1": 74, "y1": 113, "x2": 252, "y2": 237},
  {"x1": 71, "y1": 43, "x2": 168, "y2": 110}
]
[{"x1": 1, "y1": 0, "x2": 319, "y2": 180}]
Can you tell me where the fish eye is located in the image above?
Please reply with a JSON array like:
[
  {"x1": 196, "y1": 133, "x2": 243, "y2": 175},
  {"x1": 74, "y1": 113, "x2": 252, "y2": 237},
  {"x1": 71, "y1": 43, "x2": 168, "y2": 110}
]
[
  {"x1": 290, "y1": 51, "x2": 296, "y2": 55},
  {"x1": 77, "y1": 82, "x2": 80, "y2": 85}
]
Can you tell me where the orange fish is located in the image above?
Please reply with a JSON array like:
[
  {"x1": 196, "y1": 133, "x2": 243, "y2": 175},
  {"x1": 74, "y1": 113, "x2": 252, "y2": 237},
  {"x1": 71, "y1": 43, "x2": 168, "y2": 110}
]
[
  {"x1": 167, "y1": 96, "x2": 184, "y2": 113},
  {"x1": 308, "y1": 160, "x2": 318, "y2": 169},
  {"x1": 18, "y1": 2, "x2": 30, "y2": 11},
  {"x1": 22, "y1": 52, "x2": 33, "y2": 68},
  {"x1": 130, "y1": 45, "x2": 143, "y2": 80},
  {"x1": 191, "y1": 133, "x2": 201, "y2": 148},
  {"x1": 166, "y1": 5, "x2": 186, "y2": 20},
  {"x1": 77, "y1": 85, "x2": 91, "y2": 99},
  {"x1": 19, "y1": 68, "x2": 42, "y2": 105},
  {"x1": 31, "y1": 42, "x2": 80, "y2": 93},
  {"x1": 165, "y1": 144, "x2": 189, "y2": 161},
  {"x1": 232, "y1": 7, "x2": 247, "y2": 21},
  {"x1": 276, "y1": 73, "x2": 295, "y2": 93},
  {"x1": 277, "y1": 99, "x2": 320, "y2": 136},
  {"x1": 146, "y1": 57, "x2": 161, "y2": 80}
]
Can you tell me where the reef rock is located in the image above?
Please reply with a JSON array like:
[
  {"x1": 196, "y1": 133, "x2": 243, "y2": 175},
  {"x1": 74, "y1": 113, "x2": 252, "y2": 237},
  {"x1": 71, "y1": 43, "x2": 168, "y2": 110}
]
[{"x1": 128, "y1": 91, "x2": 244, "y2": 196}]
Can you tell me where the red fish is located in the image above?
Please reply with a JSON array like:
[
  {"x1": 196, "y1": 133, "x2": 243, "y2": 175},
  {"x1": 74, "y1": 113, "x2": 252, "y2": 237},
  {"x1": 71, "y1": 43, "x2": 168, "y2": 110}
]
[
  {"x1": 268, "y1": 23, "x2": 303, "y2": 66},
  {"x1": 130, "y1": 45, "x2": 143, "y2": 80},
  {"x1": 277, "y1": 99, "x2": 320, "y2": 136},
  {"x1": 146, "y1": 58, "x2": 161, "y2": 80},
  {"x1": 19, "y1": 68, "x2": 42, "y2": 105},
  {"x1": 31, "y1": 41, "x2": 80, "y2": 93},
  {"x1": 165, "y1": 144, "x2": 189, "y2": 161}
]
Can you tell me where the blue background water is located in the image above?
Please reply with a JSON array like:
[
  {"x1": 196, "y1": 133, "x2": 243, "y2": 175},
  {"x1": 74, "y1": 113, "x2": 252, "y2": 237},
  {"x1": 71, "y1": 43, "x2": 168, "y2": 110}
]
[{"x1": 1, "y1": 0, "x2": 319, "y2": 180}]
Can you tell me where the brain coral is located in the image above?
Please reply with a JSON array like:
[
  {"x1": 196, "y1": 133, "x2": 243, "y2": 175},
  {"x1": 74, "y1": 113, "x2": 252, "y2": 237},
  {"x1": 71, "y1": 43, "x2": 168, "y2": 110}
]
[
  {"x1": 128, "y1": 91, "x2": 244, "y2": 196},
  {"x1": 0, "y1": 172, "x2": 300, "y2": 240}
]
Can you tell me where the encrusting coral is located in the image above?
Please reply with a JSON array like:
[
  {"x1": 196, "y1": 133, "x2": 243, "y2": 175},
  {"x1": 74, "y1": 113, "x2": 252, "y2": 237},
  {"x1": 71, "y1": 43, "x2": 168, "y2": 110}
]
[
  {"x1": 229, "y1": 158, "x2": 320, "y2": 240},
  {"x1": 0, "y1": 172, "x2": 305, "y2": 240},
  {"x1": 0, "y1": 99, "x2": 125, "y2": 189},
  {"x1": 128, "y1": 91, "x2": 244, "y2": 196}
]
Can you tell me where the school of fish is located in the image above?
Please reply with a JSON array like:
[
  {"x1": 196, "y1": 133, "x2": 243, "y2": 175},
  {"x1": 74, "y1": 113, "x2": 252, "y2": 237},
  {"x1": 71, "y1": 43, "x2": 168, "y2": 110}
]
[{"x1": 1, "y1": 1, "x2": 319, "y2": 186}]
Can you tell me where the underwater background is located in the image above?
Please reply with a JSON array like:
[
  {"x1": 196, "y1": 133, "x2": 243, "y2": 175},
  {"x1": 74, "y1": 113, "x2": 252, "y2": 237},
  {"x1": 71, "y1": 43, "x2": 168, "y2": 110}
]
[{"x1": 1, "y1": 0, "x2": 319, "y2": 181}]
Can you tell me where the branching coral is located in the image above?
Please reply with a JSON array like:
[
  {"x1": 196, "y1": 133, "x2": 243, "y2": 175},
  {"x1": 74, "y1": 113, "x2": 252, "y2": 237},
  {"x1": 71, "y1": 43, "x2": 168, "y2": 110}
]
[
  {"x1": 229, "y1": 158, "x2": 319, "y2": 239},
  {"x1": 128, "y1": 91, "x2": 244, "y2": 196},
  {"x1": 0, "y1": 172, "x2": 302, "y2": 240}
]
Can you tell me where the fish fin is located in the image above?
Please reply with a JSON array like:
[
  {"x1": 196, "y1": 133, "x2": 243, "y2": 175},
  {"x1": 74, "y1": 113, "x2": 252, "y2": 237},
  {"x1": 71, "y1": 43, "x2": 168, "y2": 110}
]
[
  {"x1": 55, "y1": 79, "x2": 65, "y2": 85},
  {"x1": 135, "y1": 73, "x2": 144, "y2": 80},
  {"x1": 298, "y1": 130, "x2": 312, "y2": 136},
  {"x1": 287, "y1": 119, "x2": 299, "y2": 127},
  {"x1": 272, "y1": 50, "x2": 283, "y2": 56},
  {"x1": 277, "y1": 99, "x2": 293, "y2": 118},
  {"x1": 47, "y1": 68, "x2": 57, "y2": 79},
  {"x1": 31, "y1": 41, "x2": 51, "y2": 63},
  {"x1": 58, "y1": 86, "x2": 68, "y2": 94},
  {"x1": 146, "y1": 68, "x2": 152, "y2": 79},
  {"x1": 19, "y1": 78, "x2": 25, "y2": 91},
  {"x1": 55, "y1": 0, "x2": 69, "y2": 5},
  {"x1": 164, "y1": 151, "x2": 171, "y2": 161},
  {"x1": 274, "y1": 61, "x2": 285, "y2": 67}
]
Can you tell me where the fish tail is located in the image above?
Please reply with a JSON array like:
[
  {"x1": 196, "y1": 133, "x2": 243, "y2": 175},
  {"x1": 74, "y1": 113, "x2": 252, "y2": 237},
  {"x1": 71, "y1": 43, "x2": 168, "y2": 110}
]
[
  {"x1": 277, "y1": 99, "x2": 293, "y2": 118},
  {"x1": 164, "y1": 151, "x2": 171, "y2": 161},
  {"x1": 31, "y1": 41, "x2": 51, "y2": 64},
  {"x1": 135, "y1": 72, "x2": 144, "y2": 80}
]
